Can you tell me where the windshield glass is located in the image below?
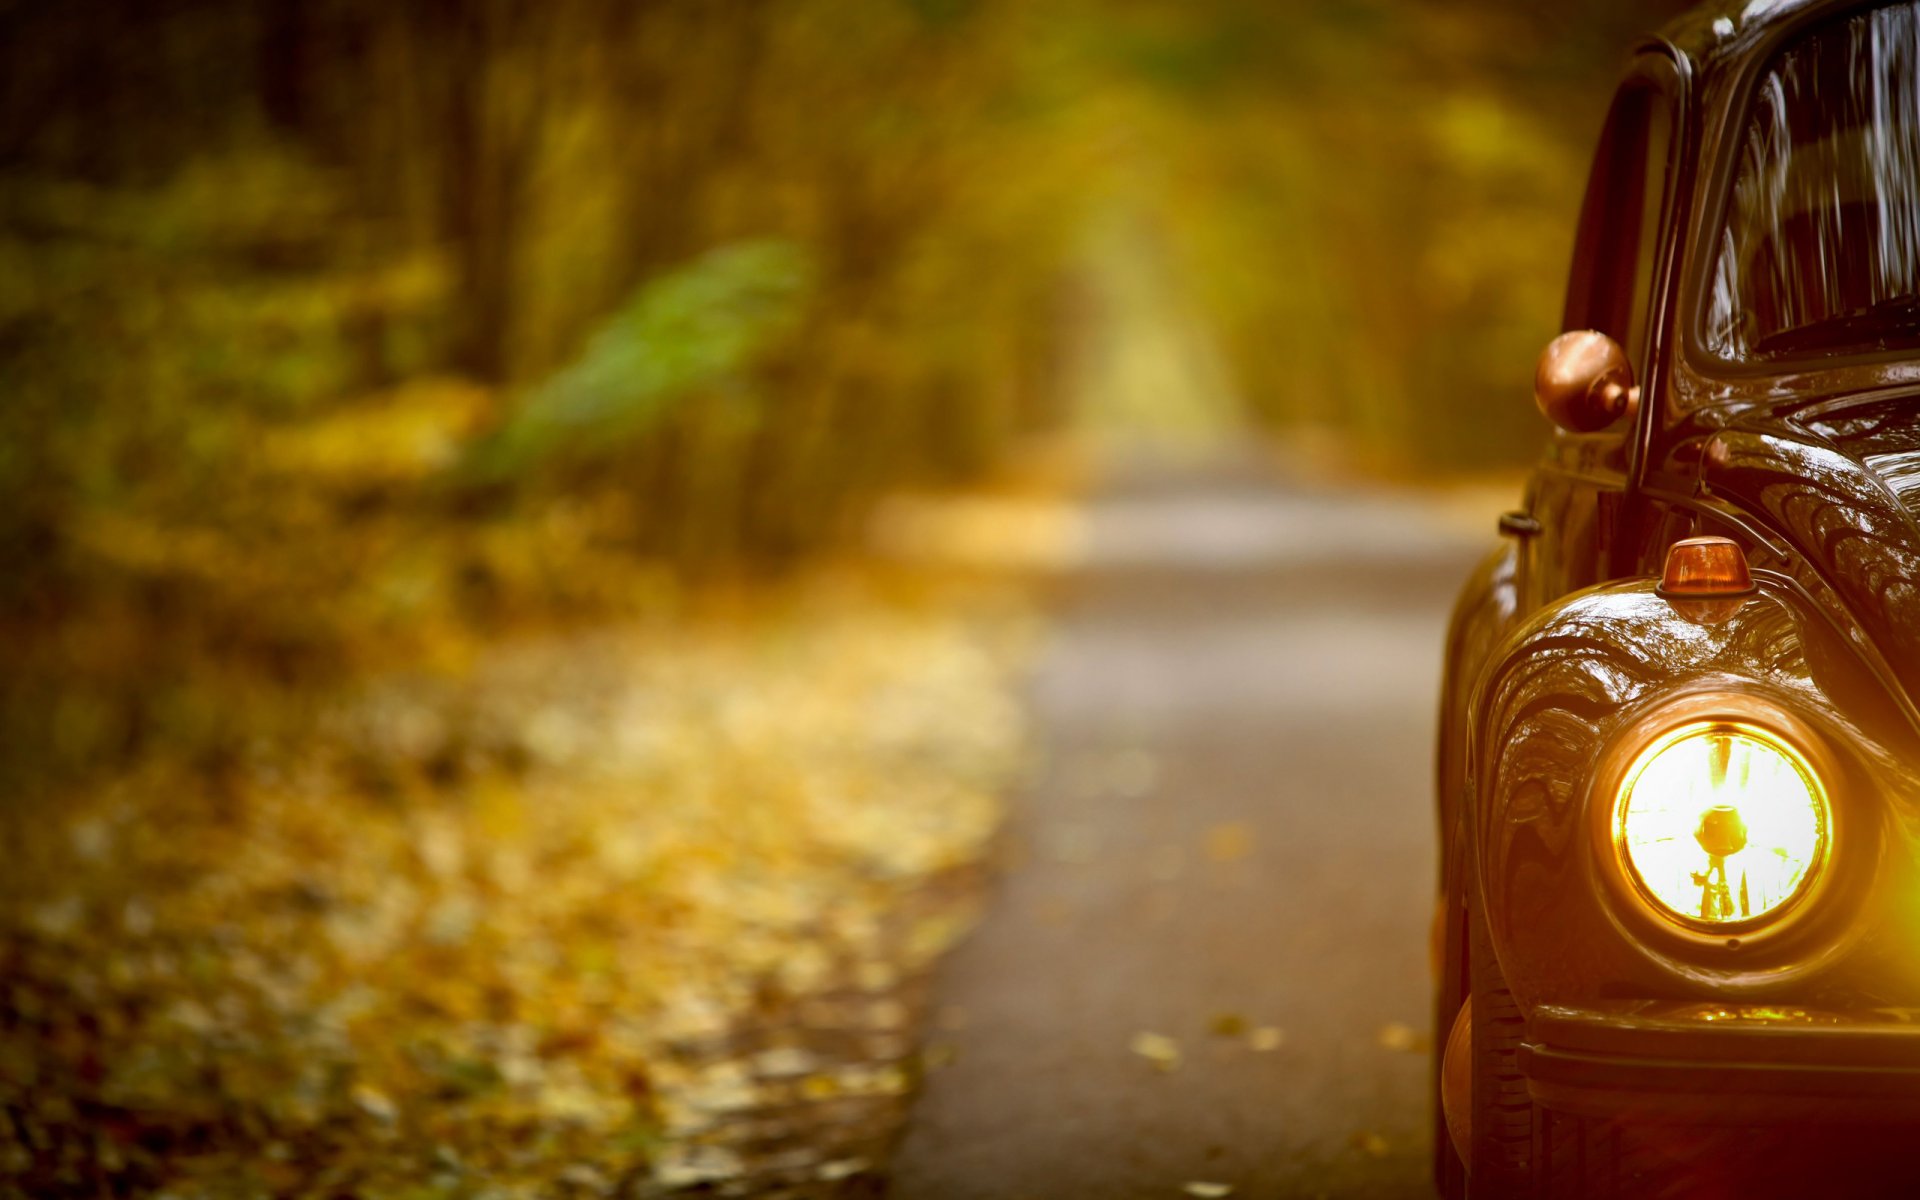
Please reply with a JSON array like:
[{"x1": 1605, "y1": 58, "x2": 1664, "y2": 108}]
[{"x1": 1704, "y1": 2, "x2": 1920, "y2": 362}]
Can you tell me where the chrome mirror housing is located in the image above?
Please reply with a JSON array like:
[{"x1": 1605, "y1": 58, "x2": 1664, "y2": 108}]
[{"x1": 1534, "y1": 330, "x2": 1640, "y2": 433}]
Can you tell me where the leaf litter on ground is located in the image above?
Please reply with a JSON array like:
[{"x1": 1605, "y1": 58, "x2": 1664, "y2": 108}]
[{"x1": 0, "y1": 573, "x2": 1035, "y2": 1197}]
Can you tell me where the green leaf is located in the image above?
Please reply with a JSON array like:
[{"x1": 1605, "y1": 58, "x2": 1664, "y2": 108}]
[{"x1": 466, "y1": 239, "x2": 814, "y2": 479}]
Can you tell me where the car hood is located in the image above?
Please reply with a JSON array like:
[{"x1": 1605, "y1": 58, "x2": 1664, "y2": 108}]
[{"x1": 1698, "y1": 392, "x2": 1920, "y2": 724}]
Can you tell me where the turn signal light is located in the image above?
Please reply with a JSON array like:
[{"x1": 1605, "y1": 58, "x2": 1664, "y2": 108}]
[{"x1": 1658, "y1": 536, "x2": 1754, "y2": 598}]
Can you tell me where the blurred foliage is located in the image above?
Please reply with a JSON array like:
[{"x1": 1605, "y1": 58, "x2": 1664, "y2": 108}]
[
  {"x1": 0, "y1": 0, "x2": 1697, "y2": 793},
  {"x1": 0, "y1": 0, "x2": 1085, "y2": 792},
  {"x1": 1099, "y1": 0, "x2": 1697, "y2": 469}
]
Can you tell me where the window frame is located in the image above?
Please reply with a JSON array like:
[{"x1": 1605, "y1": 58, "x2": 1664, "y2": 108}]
[
  {"x1": 1682, "y1": 0, "x2": 1920, "y2": 376},
  {"x1": 1556, "y1": 46, "x2": 1692, "y2": 494},
  {"x1": 1562, "y1": 59, "x2": 1685, "y2": 384}
]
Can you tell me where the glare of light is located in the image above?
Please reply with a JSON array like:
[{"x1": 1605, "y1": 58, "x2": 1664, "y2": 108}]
[{"x1": 1616, "y1": 724, "x2": 1828, "y2": 927}]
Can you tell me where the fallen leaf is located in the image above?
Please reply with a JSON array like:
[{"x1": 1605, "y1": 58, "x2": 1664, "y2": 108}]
[
  {"x1": 351, "y1": 1084, "x2": 398, "y2": 1124},
  {"x1": 1204, "y1": 822, "x2": 1253, "y2": 863},
  {"x1": 1351, "y1": 1131, "x2": 1390, "y2": 1158},
  {"x1": 1248, "y1": 1026, "x2": 1284, "y2": 1051},
  {"x1": 752, "y1": 1047, "x2": 817, "y2": 1077},
  {"x1": 818, "y1": 1158, "x2": 868, "y2": 1181},
  {"x1": 1208, "y1": 1012, "x2": 1247, "y2": 1037},
  {"x1": 1183, "y1": 1184, "x2": 1234, "y2": 1198},
  {"x1": 1376, "y1": 1021, "x2": 1424, "y2": 1052},
  {"x1": 1130, "y1": 1031, "x2": 1182, "y2": 1072}
]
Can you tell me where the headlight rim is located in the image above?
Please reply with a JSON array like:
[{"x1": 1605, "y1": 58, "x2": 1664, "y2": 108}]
[
  {"x1": 1587, "y1": 689, "x2": 1848, "y2": 959},
  {"x1": 1612, "y1": 717, "x2": 1831, "y2": 936}
]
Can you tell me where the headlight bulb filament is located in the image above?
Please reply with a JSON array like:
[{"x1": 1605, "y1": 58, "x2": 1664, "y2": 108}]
[
  {"x1": 1690, "y1": 734, "x2": 1752, "y2": 920},
  {"x1": 1613, "y1": 722, "x2": 1829, "y2": 930},
  {"x1": 1693, "y1": 802, "x2": 1749, "y2": 920}
]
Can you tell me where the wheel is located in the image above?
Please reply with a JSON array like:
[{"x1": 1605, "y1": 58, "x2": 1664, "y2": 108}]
[{"x1": 1468, "y1": 900, "x2": 1536, "y2": 1199}]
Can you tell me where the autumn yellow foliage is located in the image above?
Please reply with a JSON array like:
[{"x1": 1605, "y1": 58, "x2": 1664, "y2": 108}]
[{"x1": 0, "y1": 576, "x2": 1032, "y2": 1196}]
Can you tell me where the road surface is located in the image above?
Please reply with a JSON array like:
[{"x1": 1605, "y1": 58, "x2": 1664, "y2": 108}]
[{"x1": 888, "y1": 454, "x2": 1496, "y2": 1199}]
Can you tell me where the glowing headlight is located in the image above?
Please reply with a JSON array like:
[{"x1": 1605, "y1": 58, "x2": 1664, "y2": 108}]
[{"x1": 1614, "y1": 722, "x2": 1829, "y2": 928}]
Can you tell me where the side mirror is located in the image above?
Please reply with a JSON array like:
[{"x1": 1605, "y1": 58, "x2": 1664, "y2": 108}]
[{"x1": 1534, "y1": 330, "x2": 1640, "y2": 433}]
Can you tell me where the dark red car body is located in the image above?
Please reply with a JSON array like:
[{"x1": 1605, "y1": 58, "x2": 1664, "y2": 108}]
[{"x1": 1434, "y1": 1, "x2": 1920, "y2": 1195}]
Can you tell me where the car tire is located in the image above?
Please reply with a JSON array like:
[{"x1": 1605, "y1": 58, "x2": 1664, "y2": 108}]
[
  {"x1": 1468, "y1": 901, "x2": 1534, "y2": 1199},
  {"x1": 1433, "y1": 888, "x2": 1468, "y2": 1200}
]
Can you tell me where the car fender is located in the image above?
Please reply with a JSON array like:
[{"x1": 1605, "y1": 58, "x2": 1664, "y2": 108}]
[{"x1": 1466, "y1": 571, "x2": 1920, "y2": 1011}]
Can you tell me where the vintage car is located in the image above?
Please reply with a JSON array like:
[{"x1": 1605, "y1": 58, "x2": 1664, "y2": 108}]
[{"x1": 1433, "y1": 0, "x2": 1920, "y2": 1196}]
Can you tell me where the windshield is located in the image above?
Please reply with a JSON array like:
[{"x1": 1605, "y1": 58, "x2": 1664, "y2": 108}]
[{"x1": 1704, "y1": 2, "x2": 1920, "y2": 362}]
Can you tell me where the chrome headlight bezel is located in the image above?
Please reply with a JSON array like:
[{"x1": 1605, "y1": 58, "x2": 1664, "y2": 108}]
[{"x1": 1588, "y1": 690, "x2": 1847, "y2": 959}]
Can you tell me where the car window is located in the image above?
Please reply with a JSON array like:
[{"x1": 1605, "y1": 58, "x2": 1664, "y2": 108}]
[
  {"x1": 1704, "y1": 1, "x2": 1920, "y2": 362},
  {"x1": 1564, "y1": 71, "x2": 1677, "y2": 382}
]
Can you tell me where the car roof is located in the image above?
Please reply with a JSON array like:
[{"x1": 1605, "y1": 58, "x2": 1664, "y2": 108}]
[{"x1": 1657, "y1": 0, "x2": 1875, "y2": 75}]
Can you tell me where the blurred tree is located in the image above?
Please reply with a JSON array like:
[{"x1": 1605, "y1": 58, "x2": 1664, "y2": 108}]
[
  {"x1": 1107, "y1": 0, "x2": 1697, "y2": 468},
  {"x1": 0, "y1": 0, "x2": 1087, "y2": 792},
  {"x1": 0, "y1": 0, "x2": 1701, "y2": 792}
]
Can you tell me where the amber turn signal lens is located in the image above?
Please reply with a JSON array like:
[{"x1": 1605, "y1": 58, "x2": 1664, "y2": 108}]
[{"x1": 1658, "y1": 536, "x2": 1754, "y2": 598}]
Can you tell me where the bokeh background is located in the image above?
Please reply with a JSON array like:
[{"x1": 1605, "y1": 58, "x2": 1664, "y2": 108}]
[
  {"x1": 0, "y1": 1, "x2": 1691, "y2": 1196},
  {"x1": 0, "y1": 0, "x2": 1696, "y2": 787}
]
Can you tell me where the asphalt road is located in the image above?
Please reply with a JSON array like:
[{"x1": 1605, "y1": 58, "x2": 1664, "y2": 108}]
[{"x1": 888, "y1": 455, "x2": 1496, "y2": 1200}]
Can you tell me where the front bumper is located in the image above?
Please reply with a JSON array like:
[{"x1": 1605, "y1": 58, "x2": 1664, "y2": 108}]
[{"x1": 1525, "y1": 1000, "x2": 1920, "y2": 1123}]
